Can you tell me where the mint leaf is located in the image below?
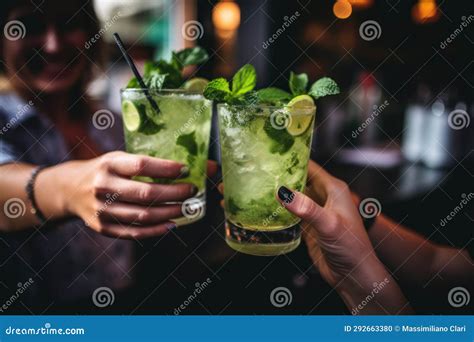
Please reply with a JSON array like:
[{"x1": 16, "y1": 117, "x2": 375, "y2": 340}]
[
  {"x1": 231, "y1": 64, "x2": 257, "y2": 96},
  {"x1": 257, "y1": 87, "x2": 292, "y2": 104},
  {"x1": 172, "y1": 47, "x2": 209, "y2": 70},
  {"x1": 289, "y1": 72, "x2": 308, "y2": 96},
  {"x1": 144, "y1": 73, "x2": 167, "y2": 89},
  {"x1": 228, "y1": 91, "x2": 259, "y2": 106},
  {"x1": 203, "y1": 78, "x2": 231, "y2": 101},
  {"x1": 126, "y1": 77, "x2": 140, "y2": 88},
  {"x1": 176, "y1": 131, "x2": 198, "y2": 156},
  {"x1": 263, "y1": 118, "x2": 295, "y2": 154},
  {"x1": 309, "y1": 77, "x2": 340, "y2": 99}
]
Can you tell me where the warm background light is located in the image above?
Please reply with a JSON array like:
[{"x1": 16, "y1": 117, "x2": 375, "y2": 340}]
[
  {"x1": 348, "y1": 0, "x2": 373, "y2": 9},
  {"x1": 212, "y1": 1, "x2": 241, "y2": 31},
  {"x1": 412, "y1": 0, "x2": 439, "y2": 24},
  {"x1": 333, "y1": 0, "x2": 353, "y2": 20}
]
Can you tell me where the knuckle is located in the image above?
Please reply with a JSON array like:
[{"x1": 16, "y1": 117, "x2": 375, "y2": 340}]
[
  {"x1": 137, "y1": 209, "x2": 150, "y2": 222},
  {"x1": 330, "y1": 178, "x2": 350, "y2": 194},
  {"x1": 297, "y1": 196, "x2": 315, "y2": 216},
  {"x1": 137, "y1": 185, "x2": 154, "y2": 202},
  {"x1": 133, "y1": 157, "x2": 147, "y2": 175}
]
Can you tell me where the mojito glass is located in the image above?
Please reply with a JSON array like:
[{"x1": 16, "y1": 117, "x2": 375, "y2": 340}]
[
  {"x1": 218, "y1": 103, "x2": 316, "y2": 256},
  {"x1": 121, "y1": 89, "x2": 212, "y2": 226}
]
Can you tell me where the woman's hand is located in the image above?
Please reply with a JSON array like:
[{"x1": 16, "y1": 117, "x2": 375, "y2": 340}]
[
  {"x1": 36, "y1": 151, "x2": 217, "y2": 240},
  {"x1": 274, "y1": 161, "x2": 412, "y2": 314}
]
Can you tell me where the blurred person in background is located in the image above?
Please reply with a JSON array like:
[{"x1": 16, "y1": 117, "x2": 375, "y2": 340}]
[{"x1": 0, "y1": 0, "x2": 214, "y2": 310}]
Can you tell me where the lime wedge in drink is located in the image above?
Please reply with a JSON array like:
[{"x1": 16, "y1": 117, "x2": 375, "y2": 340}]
[
  {"x1": 183, "y1": 78, "x2": 209, "y2": 93},
  {"x1": 286, "y1": 95, "x2": 316, "y2": 136},
  {"x1": 122, "y1": 100, "x2": 164, "y2": 135}
]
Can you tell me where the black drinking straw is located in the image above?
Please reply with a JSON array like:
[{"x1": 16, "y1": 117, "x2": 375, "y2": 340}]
[{"x1": 113, "y1": 32, "x2": 160, "y2": 114}]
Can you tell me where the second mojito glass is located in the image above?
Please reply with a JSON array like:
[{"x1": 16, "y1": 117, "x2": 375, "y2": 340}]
[
  {"x1": 218, "y1": 103, "x2": 316, "y2": 256},
  {"x1": 121, "y1": 89, "x2": 212, "y2": 226}
]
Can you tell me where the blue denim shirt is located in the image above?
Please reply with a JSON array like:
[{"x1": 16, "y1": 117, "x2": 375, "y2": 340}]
[{"x1": 0, "y1": 93, "x2": 134, "y2": 304}]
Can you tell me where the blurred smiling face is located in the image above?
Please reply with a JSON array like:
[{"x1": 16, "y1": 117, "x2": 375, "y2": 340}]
[{"x1": 2, "y1": 2, "x2": 90, "y2": 94}]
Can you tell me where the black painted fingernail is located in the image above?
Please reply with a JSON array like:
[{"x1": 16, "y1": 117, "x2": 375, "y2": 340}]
[
  {"x1": 190, "y1": 185, "x2": 198, "y2": 196},
  {"x1": 278, "y1": 186, "x2": 294, "y2": 203}
]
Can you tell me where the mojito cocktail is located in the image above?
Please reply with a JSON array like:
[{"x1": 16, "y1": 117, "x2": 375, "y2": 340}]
[
  {"x1": 218, "y1": 102, "x2": 316, "y2": 255},
  {"x1": 121, "y1": 89, "x2": 212, "y2": 226}
]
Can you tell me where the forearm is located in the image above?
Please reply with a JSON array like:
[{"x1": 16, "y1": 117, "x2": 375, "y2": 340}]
[
  {"x1": 369, "y1": 215, "x2": 473, "y2": 289},
  {"x1": 0, "y1": 162, "x2": 72, "y2": 232},
  {"x1": 337, "y1": 257, "x2": 413, "y2": 315}
]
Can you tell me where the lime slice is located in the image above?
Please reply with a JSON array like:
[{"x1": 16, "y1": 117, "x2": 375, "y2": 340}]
[
  {"x1": 122, "y1": 100, "x2": 164, "y2": 135},
  {"x1": 286, "y1": 95, "x2": 316, "y2": 136},
  {"x1": 183, "y1": 77, "x2": 209, "y2": 93},
  {"x1": 121, "y1": 100, "x2": 143, "y2": 132}
]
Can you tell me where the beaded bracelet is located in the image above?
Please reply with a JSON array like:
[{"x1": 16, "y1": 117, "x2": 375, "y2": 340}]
[{"x1": 25, "y1": 165, "x2": 48, "y2": 224}]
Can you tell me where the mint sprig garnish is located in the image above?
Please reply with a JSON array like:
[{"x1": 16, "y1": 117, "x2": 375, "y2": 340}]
[
  {"x1": 203, "y1": 64, "x2": 258, "y2": 105},
  {"x1": 256, "y1": 88, "x2": 292, "y2": 105},
  {"x1": 289, "y1": 71, "x2": 309, "y2": 96},
  {"x1": 126, "y1": 47, "x2": 209, "y2": 90},
  {"x1": 308, "y1": 77, "x2": 340, "y2": 99}
]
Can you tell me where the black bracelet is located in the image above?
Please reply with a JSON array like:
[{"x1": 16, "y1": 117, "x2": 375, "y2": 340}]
[{"x1": 25, "y1": 165, "x2": 48, "y2": 224}]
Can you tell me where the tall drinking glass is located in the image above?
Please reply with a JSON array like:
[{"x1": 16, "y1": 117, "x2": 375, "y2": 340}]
[
  {"x1": 121, "y1": 89, "x2": 212, "y2": 226},
  {"x1": 218, "y1": 103, "x2": 316, "y2": 256}
]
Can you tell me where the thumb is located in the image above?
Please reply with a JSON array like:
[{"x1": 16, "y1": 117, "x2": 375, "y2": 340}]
[{"x1": 276, "y1": 186, "x2": 332, "y2": 229}]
